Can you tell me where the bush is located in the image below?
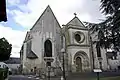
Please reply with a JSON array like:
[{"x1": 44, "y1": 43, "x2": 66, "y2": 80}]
[
  {"x1": 0, "y1": 68, "x2": 5, "y2": 80},
  {"x1": 0, "y1": 68, "x2": 9, "y2": 80},
  {"x1": 4, "y1": 68, "x2": 9, "y2": 79}
]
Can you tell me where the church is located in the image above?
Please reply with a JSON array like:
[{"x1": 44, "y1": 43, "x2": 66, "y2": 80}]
[{"x1": 20, "y1": 5, "x2": 112, "y2": 75}]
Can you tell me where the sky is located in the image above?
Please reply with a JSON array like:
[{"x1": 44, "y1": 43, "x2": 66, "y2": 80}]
[{"x1": 0, "y1": 0, "x2": 106, "y2": 57}]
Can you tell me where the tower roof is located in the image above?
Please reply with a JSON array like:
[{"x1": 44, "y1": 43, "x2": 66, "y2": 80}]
[{"x1": 66, "y1": 14, "x2": 87, "y2": 29}]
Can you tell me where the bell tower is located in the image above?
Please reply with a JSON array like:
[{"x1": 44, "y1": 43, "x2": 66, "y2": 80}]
[{"x1": 63, "y1": 14, "x2": 93, "y2": 72}]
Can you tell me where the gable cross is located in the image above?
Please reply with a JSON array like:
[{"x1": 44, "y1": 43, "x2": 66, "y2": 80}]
[{"x1": 74, "y1": 13, "x2": 77, "y2": 17}]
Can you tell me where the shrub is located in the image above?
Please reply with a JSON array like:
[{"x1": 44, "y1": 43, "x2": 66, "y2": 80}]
[
  {"x1": 0, "y1": 68, "x2": 5, "y2": 80},
  {"x1": 0, "y1": 68, "x2": 9, "y2": 80}
]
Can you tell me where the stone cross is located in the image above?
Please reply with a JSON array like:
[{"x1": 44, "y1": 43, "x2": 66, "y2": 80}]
[{"x1": 74, "y1": 13, "x2": 77, "y2": 17}]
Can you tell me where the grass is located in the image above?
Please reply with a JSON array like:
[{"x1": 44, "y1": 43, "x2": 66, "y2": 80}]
[{"x1": 91, "y1": 76, "x2": 120, "y2": 80}]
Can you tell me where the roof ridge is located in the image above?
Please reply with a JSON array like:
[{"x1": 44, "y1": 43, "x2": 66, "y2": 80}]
[{"x1": 30, "y1": 5, "x2": 50, "y2": 30}]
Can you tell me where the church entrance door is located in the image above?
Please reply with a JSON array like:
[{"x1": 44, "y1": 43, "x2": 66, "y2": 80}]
[{"x1": 76, "y1": 57, "x2": 82, "y2": 72}]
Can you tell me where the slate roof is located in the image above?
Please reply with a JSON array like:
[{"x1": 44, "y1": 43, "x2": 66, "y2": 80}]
[
  {"x1": 106, "y1": 51, "x2": 117, "y2": 58},
  {"x1": 4, "y1": 57, "x2": 20, "y2": 64},
  {"x1": 27, "y1": 50, "x2": 38, "y2": 59}
]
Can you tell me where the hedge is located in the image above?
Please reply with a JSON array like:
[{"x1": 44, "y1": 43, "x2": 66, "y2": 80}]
[{"x1": 0, "y1": 68, "x2": 9, "y2": 80}]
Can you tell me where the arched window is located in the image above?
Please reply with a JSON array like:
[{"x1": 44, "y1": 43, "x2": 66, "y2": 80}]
[
  {"x1": 44, "y1": 40, "x2": 52, "y2": 57},
  {"x1": 96, "y1": 42, "x2": 101, "y2": 57}
]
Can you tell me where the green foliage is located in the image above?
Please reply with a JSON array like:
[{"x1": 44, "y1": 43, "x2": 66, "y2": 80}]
[
  {"x1": 100, "y1": 0, "x2": 120, "y2": 51},
  {"x1": 100, "y1": 0, "x2": 120, "y2": 15},
  {"x1": 84, "y1": 0, "x2": 120, "y2": 51},
  {"x1": 0, "y1": 37, "x2": 12, "y2": 61},
  {"x1": 0, "y1": 68, "x2": 9, "y2": 80},
  {"x1": 0, "y1": 69, "x2": 4, "y2": 80},
  {"x1": 85, "y1": 22, "x2": 111, "y2": 49}
]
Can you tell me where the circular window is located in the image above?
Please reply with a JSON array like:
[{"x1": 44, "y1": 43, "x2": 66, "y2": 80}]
[
  {"x1": 74, "y1": 31, "x2": 85, "y2": 43},
  {"x1": 75, "y1": 34, "x2": 81, "y2": 42}
]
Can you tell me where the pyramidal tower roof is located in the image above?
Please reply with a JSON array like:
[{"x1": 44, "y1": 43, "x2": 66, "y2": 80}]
[{"x1": 66, "y1": 13, "x2": 87, "y2": 29}]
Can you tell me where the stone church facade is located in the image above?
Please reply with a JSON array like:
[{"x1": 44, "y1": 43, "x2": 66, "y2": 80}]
[{"x1": 20, "y1": 5, "x2": 109, "y2": 75}]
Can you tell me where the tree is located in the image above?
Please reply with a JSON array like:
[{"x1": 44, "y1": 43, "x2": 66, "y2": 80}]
[
  {"x1": 100, "y1": 0, "x2": 120, "y2": 51},
  {"x1": 0, "y1": 38, "x2": 12, "y2": 61},
  {"x1": 85, "y1": 21, "x2": 112, "y2": 49},
  {"x1": 85, "y1": 0, "x2": 120, "y2": 51},
  {"x1": 100, "y1": 0, "x2": 120, "y2": 15}
]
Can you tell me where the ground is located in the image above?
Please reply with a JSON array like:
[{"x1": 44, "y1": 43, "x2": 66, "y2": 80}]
[
  {"x1": 8, "y1": 75, "x2": 120, "y2": 80},
  {"x1": 8, "y1": 71, "x2": 120, "y2": 80},
  {"x1": 8, "y1": 75, "x2": 40, "y2": 80},
  {"x1": 92, "y1": 76, "x2": 120, "y2": 80}
]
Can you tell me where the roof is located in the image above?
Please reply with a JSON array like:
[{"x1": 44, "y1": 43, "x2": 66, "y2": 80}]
[
  {"x1": 0, "y1": 62, "x2": 6, "y2": 65},
  {"x1": 0, "y1": 62, "x2": 9, "y2": 68},
  {"x1": 4, "y1": 57, "x2": 20, "y2": 64},
  {"x1": 106, "y1": 51, "x2": 117, "y2": 58},
  {"x1": 27, "y1": 51, "x2": 38, "y2": 59},
  {"x1": 30, "y1": 5, "x2": 61, "y2": 30},
  {"x1": 66, "y1": 16, "x2": 87, "y2": 29}
]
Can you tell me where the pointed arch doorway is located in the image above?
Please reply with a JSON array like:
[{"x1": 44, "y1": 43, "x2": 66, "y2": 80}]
[{"x1": 76, "y1": 57, "x2": 82, "y2": 72}]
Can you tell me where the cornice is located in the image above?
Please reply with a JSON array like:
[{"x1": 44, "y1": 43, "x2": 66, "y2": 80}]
[
  {"x1": 67, "y1": 44, "x2": 90, "y2": 47},
  {"x1": 68, "y1": 26, "x2": 88, "y2": 30}
]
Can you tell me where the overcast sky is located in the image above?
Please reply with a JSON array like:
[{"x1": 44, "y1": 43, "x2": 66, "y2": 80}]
[{"x1": 0, "y1": 0, "x2": 106, "y2": 57}]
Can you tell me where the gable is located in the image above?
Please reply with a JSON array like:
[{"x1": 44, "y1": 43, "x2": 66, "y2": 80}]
[
  {"x1": 30, "y1": 5, "x2": 61, "y2": 31},
  {"x1": 66, "y1": 17, "x2": 87, "y2": 29}
]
